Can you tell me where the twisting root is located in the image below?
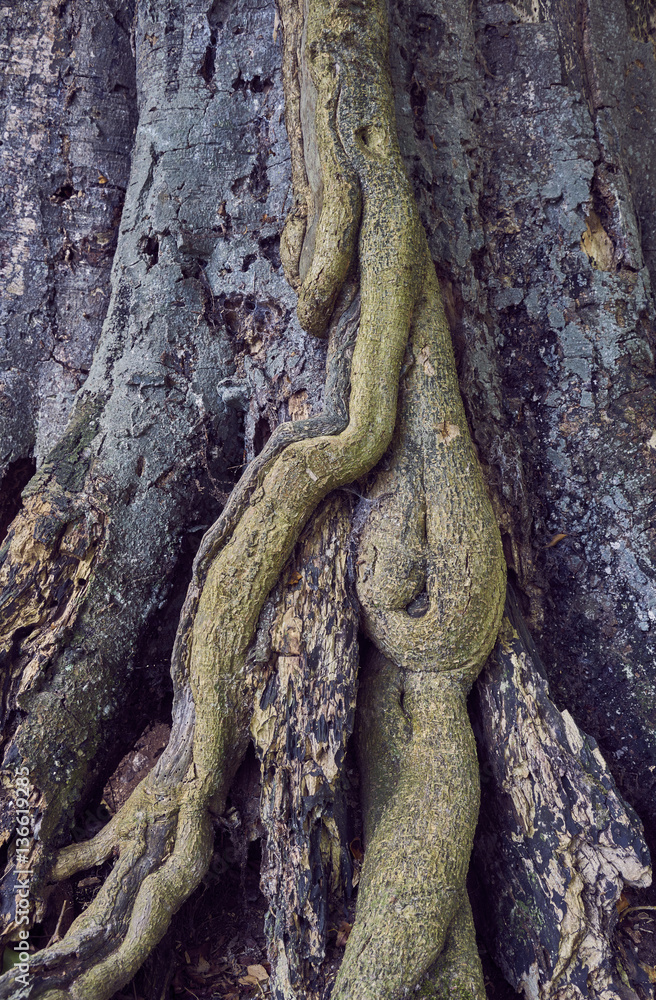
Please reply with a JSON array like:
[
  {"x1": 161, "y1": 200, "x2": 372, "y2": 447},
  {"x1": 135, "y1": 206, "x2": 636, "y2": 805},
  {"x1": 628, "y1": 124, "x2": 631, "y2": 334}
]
[
  {"x1": 0, "y1": 0, "x2": 504, "y2": 997},
  {"x1": 335, "y1": 259, "x2": 505, "y2": 1000},
  {"x1": 0, "y1": 0, "x2": 432, "y2": 996},
  {"x1": 283, "y1": 0, "x2": 506, "y2": 995}
]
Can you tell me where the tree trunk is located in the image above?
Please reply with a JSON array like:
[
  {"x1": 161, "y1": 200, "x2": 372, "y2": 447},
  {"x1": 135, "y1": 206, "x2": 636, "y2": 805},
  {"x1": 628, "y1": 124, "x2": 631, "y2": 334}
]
[{"x1": 0, "y1": 1, "x2": 654, "y2": 999}]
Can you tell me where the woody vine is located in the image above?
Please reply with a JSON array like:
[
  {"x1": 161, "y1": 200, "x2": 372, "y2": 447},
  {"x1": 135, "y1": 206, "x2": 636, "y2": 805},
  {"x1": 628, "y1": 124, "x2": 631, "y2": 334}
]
[{"x1": 0, "y1": 0, "x2": 505, "y2": 997}]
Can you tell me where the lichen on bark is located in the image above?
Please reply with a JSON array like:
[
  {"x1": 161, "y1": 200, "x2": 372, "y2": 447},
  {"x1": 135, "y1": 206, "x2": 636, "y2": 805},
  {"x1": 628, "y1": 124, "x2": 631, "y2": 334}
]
[{"x1": 0, "y1": 0, "x2": 505, "y2": 996}]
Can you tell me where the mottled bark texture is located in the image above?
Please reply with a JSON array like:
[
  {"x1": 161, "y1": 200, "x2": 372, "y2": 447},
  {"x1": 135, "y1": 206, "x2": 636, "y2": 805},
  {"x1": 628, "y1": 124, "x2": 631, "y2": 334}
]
[
  {"x1": 0, "y1": 0, "x2": 136, "y2": 485},
  {"x1": 471, "y1": 606, "x2": 651, "y2": 1000},
  {"x1": 387, "y1": 0, "x2": 656, "y2": 991},
  {"x1": 0, "y1": 0, "x2": 306, "y2": 938},
  {"x1": 472, "y1": 0, "x2": 656, "y2": 858},
  {"x1": 251, "y1": 494, "x2": 360, "y2": 1000},
  {"x1": 0, "y1": 0, "x2": 654, "y2": 999},
  {"x1": 391, "y1": 0, "x2": 656, "y2": 826}
]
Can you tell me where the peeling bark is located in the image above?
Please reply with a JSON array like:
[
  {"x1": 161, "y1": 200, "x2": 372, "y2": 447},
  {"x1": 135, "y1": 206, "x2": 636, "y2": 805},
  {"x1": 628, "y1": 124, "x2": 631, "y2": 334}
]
[
  {"x1": 252, "y1": 495, "x2": 359, "y2": 1000},
  {"x1": 471, "y1": 607, "x2": 651, "y2": 1000}
]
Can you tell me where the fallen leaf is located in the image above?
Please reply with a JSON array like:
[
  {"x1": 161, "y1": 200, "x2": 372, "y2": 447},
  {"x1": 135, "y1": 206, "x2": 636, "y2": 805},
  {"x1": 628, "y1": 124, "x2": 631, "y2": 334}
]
[
  {"x1": 617, "y1": 893, "x2": 630, "y2": 915},
  {"x1": 247, "y1": 965, "x2": 269, "y2": 981},
  {"x1": 238, "y1": 975, "x2": 259, "y2": 985},
  {"x1": 546, "y1": 532, "x2": 567, "y2": 548},
  {"x1": 336, "y1": 921, "x2": 352, "y2": 947},
  {"x1": 288, "y1": 571, "x2": 302, "y2": 586},
  {"x1": 350, "y1": 837, "x2": 363, "y2": 861},
  {"x1": 640, "y1": 963, "x2": 656, "y2": 984}
]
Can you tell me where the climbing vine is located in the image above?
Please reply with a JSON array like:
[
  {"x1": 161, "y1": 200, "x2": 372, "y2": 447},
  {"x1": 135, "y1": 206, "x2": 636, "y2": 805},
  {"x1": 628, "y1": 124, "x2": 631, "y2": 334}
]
[{"x1": 0, "y1": 0, "x2": 504, "y2": 997}]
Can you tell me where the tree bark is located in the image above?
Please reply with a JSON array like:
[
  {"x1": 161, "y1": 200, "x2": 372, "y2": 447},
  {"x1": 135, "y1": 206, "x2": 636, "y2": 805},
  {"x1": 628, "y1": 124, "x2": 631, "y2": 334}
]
[
  {"x1": 0, "y1": 0, "x2": 292, "y2": 922},
  {"x1": 469, "y1": 0, "x2": 656, "y2": 856},
  {"x1": 0, "y1": 0, "x2": 136, "y2": 485},
  {"x1": 471, "y1": 597, "x2": 651, "y2": 1000},
  {"x1": 252, "y1": 493, "x2": 360, "y2": 1000},
  {"x1": 0, "y1": 1, "x2": 654, "y2": 999}
]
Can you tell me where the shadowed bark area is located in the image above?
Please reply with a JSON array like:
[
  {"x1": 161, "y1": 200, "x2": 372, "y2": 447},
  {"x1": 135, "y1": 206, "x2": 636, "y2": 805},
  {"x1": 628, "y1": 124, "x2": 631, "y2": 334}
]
[
  {"x1": 251, "y1": 492, "x2": 360, "y2": 1000},
  {"x1": 471, "y1": 605, "x2": 651, "y2": 1000}
]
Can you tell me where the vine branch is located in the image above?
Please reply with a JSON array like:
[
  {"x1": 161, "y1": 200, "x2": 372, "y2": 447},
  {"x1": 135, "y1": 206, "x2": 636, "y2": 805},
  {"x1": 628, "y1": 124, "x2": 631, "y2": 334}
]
[{"x1": 0, "y1": 1, "x2": 505, "y2": 997}]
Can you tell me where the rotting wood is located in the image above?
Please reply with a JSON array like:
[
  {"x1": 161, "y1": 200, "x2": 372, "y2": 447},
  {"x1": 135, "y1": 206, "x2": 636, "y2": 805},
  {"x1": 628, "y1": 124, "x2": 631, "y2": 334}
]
[
  {"x1": 471, "y1": 615, "x2": 651, "y2": 1000},
  {"x1": 252, "y1": 494, "x2": 359, "y2": 1000}
]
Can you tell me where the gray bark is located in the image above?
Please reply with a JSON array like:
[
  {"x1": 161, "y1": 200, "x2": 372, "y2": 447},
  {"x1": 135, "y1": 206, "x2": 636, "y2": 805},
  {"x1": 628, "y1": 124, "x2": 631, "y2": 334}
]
[
  {"x1": 386, "y1": 0, "x2": 656, "y2": 853},
  {"x1": 473, "y1": 0, "x2": 656, "y2": 854},
  {"x1": 0, "y1": 0, "x2": 136, "y2": 478},
  {"x1": 0, "y1": 0, "x2": 320, "y2": 912},
  {"x1": 0, "y1": 0, "x2": 654, "y2": 998}
]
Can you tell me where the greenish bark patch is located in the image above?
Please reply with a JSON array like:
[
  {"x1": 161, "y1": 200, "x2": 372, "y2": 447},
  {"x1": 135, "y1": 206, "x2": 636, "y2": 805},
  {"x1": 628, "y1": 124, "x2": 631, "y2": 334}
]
[{"x1": 25, "y1": 396, "x2": 105, "y2": 496}]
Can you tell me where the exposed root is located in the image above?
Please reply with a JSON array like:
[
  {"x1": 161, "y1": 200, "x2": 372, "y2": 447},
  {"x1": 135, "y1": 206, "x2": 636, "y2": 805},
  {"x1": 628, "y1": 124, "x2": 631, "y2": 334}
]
[
  {"x1": 0, "y1": 0, "x2": 430, "y2": 995},
  {"x1": 332, "y1": 140, "x2": 505, "y2": 999},
  {"x1": 0, "y1": 0, "x2": 505, "y2": 996},
  {"x1": 26, "y1": 789, "x2": 212, "y2": 999},
  {"x1": 421, "y1": 898, "x2": 487, "y2": 999}
]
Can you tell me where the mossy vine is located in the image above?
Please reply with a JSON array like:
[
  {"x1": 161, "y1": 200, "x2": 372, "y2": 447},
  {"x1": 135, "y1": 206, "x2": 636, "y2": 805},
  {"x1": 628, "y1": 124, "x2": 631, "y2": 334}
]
[{"x1": 0, "y1": 1, "x2": 505, "y2": 997}]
